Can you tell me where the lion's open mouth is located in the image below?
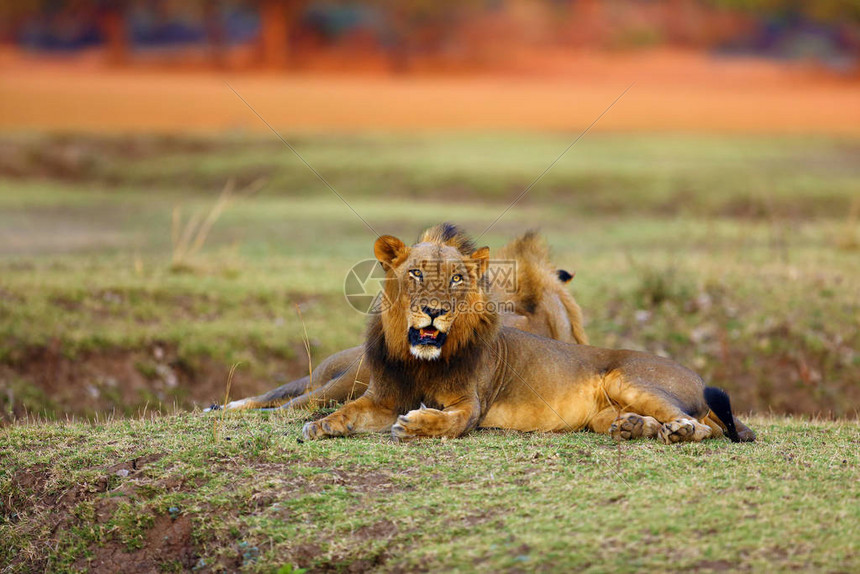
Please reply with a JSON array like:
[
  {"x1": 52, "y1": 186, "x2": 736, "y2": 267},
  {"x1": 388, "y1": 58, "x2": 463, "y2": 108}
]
[{"x1": 409, "y1": 326, "x2": 447, "y2": 348}]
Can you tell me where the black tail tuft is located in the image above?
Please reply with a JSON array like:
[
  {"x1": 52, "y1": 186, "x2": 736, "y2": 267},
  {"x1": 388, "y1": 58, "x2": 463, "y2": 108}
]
[
  {"x1": 704, "y1": 387, "x2": 740, "y2": 443},
  {"x1": 557, "y1": 269, "x2": 574, "y2": 283}
]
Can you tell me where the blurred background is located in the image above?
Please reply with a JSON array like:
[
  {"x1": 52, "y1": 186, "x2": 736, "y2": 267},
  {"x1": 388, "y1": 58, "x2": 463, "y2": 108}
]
[
  {"x1": 0, "y1": 1, "x2": 858, "y2": 422},
  {"x1": 2, "y1": 0, "x2": 859, "y2": 72}
]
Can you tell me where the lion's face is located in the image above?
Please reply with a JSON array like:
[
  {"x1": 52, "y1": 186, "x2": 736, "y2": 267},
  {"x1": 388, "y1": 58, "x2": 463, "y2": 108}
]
[{"x1": 374, "y1": 235, "x2": 492, "y2": 361}]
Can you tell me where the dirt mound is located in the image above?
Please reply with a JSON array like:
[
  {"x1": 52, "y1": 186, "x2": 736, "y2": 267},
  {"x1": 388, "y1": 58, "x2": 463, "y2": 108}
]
[
  {"x1": 3, "y1": 451, "x2": 200, "y2": 573},
  {"x1": 0, "y1": 345, "x2": 303, "y2": 423},
  {"x1": 75, "y1": 514, "x2": 196, "y2": 573}
]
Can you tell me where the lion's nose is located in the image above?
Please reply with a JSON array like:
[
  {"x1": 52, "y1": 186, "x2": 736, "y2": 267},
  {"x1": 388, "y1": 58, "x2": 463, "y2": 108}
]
[{"x1": 422, "y1": 306, "x2": 447, "y2": 319}]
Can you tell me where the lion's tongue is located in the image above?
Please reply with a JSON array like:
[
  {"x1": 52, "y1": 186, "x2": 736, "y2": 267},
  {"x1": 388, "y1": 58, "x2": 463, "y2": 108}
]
[{"x1": 419, "y1": 328, "x2": 438, "y2": 339}]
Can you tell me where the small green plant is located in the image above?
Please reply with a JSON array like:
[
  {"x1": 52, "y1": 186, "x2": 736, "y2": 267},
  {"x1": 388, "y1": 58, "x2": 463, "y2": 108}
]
[
  {"x1": 112, "y1": 500, "x2": 155, "y2": 551},
  {"x1": 629, "y1": 261, "x2": 693, "y2": 309}
]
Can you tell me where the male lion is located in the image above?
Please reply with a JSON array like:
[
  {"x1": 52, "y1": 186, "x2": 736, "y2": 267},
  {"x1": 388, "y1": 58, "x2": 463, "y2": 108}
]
[
  {"x1": 219, "y1": 225, "x2": 587, "y2": 411},
  {"x1": 303, "y1": 225, "x2": 755, "y2": 443}
]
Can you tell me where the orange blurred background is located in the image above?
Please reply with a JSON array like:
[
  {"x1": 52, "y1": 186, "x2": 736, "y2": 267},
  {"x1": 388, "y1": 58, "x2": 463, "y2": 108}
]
[{"x1": 1, "y1": 0, "x2": 859, "y2": 134}]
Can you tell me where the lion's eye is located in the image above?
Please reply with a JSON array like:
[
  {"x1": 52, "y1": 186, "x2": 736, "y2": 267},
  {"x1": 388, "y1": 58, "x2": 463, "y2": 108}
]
[
  {"x1": 409, "y1": 269, "x2": 423, "y2": 280},
  {"x1": 451, "y1": 274, "x2": 463, "y2": 284}
]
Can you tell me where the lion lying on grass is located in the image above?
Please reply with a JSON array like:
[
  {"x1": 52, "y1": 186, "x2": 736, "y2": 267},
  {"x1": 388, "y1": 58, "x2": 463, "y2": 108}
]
[
  {"x1": 303, "y1": 224, "x2": 755, "y2": 443},
  {"x1": 220, "y1": 226, "x2": 588, "y2": 411}
]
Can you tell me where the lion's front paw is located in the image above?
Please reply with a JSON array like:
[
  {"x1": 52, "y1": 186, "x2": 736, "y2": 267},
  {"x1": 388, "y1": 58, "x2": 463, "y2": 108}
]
[
  {"x1": 658, "y1": 419, "x2": 696, "y2": 444},
  {"x1": 390, "y1": 408, "x2": 444, "y2": 441},
  {"x1": 609, "y1": 413, "x2": 661, "y2": 441},
  {"x1": 302, "y1": 416, "x2": 353, "y2": 440}
]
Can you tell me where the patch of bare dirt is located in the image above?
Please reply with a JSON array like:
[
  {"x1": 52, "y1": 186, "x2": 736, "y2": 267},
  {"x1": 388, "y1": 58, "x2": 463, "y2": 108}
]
[
  {"x1": 291, "y1": 543, "x2": 323, "y2": 565},
  {"x1": 295, "y1": 546, "x2": 391, "y2": 574},
  {"x1": 4, "y1": 452, "x2": 184, "y2": 572},
  {"x1": 0, "y1": 344, "x2": 307, "y2": 422},
  {"x1": 324, "y1": 469, "x2": 401, "y2": 495},
  {"x1": 73, "y1": 514, "x2": 197, "y2": 574},
  {"x1": 602, "y1": 289, "x2": 860, "y2": 419},
  {"x1": 2, "y1": 463, "x2": 51, "y2": 521},
  {"x1": 105, "y1": 453, "x2": 166, "y2": 476},
  {"x1": 4, "y1": 454, "x2": 165, "y2": 516},
  {"x1": 692, "y1": 559, "x2": 736, "y2": 571},
  {"x1": 353, "y1": 519, "x2": 398, "y2": 541}
]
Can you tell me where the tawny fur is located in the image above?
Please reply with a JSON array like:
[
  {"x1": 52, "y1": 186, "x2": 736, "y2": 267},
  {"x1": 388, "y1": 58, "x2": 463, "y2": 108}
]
[
  {"x1": 495, "y1": 231, "x2": 588, "y2": 345},
  {"x1": 221, "y1": 225, "x2": 588, "y2": 411},
  {"x1": 302, "y1": 227, "x2": 755, "y2": 444}
]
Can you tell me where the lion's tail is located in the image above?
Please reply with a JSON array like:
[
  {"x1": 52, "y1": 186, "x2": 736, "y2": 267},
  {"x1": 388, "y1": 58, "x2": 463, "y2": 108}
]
[
  {"x1": 558, "y1": 285, "x2": 589, "y2": 345},
  {"x1": 704, "y1": 387, "x2": 741, "y2": 443},
  {"x1": 496, "y1": 231, "x2": 588, "y2": 345}
]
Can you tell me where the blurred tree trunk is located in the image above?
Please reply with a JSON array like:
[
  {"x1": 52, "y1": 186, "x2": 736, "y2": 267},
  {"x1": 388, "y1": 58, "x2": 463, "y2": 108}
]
[
  {"x1": 99, "y1": 4, "x2": 129, "y2": 66},
  {"x1": 205, "y1": 2, "x2": 227, "y2": 69},
  {"x1": 386, "y1": 6, "x2": 411, "y2": 74},
  {"x1": 569, "y1": 0, "x2": 603, "y2": 47},
  {"x1": 259, "y1": 0, "x2": 302, "y2": 69}
]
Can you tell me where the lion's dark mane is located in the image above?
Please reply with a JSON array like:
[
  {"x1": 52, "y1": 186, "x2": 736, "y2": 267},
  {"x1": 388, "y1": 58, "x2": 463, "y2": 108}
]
[
  {"x1": 364, "y1": 312, "x2": 498, "y2": 413},
  {"x1": 416, "y1": 222, "x2": 476, "y2": 255}
]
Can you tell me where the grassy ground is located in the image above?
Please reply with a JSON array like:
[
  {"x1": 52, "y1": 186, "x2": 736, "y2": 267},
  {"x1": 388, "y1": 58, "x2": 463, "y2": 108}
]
[
  {"x1": 1, "y1": 133, "x2": 858, "y2": 421},
  {"x1": 1, "y1": 133, "x2": 858, "y2": 573},
  {"x1": 1, "y1": 411, "x2": 858, "y2": 572}
]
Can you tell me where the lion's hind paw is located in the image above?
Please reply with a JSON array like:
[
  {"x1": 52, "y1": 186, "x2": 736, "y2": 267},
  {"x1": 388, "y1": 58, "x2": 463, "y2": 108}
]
[
  {"x1": 658, "y1": 419, "x2": 698, "y2": 444},
  {"x1": 609, "y1": 413, "x2": 661, "y2": 441}
]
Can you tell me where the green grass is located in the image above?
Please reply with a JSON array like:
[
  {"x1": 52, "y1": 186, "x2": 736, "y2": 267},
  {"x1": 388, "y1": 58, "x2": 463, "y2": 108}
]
[
  {"x1": 1, "y1": 412, "x2": 858, "y2": 572},
  {"x1": 3, "y1": 133, "x2": 858, "y2": 217},
  {"x1": 1, "y1": 133, "x2": 859, "y2": 572},
  {"x1": 0, "y1": 133, "x2": 858, "y2": 421}
]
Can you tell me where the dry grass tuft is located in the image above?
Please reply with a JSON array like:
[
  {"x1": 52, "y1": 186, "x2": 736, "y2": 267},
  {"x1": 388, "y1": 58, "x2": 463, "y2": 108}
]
[
  {"x1": 295, "y1": 303, "x2": 313, "y2": 393},
  {"x1": 836, "y1": 197, "x2": 860, "y2": 251},
  {"x1": 213, "y1": 362, "x2": 242, "y2": 443},
  {"x1": 170, "y1": 177, "x2": 266, "y2": 272}
]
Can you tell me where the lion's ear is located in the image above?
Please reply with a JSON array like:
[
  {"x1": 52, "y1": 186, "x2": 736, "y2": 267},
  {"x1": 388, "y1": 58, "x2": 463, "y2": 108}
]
[
  {"x1": 374, "y1": 235, "x2": 408, "y2": 268},
  {"x1": 471, "y1": 246, "x2": 490, "y2": 277}
]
